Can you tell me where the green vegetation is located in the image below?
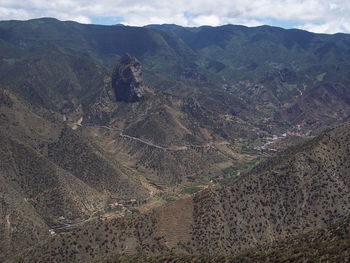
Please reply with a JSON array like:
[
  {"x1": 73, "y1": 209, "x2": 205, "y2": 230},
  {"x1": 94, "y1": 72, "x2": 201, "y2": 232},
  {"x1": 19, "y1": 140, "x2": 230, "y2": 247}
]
[
  {"x1": 2, "y1": 18, "x2": 350, "y2": 263},
  {"x1": 181, "y1": 182, "x2": 207, "y2": 195},
  {"x1": 220, "y1": 156, "x2": 264, "y2": 185},
  {"x1": 90, "y1": 216, "x2": 350, "y2": 263}
]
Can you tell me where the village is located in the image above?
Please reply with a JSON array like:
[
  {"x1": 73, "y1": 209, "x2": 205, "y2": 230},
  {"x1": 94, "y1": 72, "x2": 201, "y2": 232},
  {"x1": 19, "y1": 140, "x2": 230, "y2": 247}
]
[{"x1": 254, "y1": 125, "x2": 312, "y2": 152}]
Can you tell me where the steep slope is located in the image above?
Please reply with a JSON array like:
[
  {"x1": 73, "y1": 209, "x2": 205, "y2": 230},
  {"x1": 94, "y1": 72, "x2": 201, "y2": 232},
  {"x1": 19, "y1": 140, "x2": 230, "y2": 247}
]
[
  {"x1": 80, "y1": 54, "x2": 261, "y2": 185},
  {"x1": 0, "y1": 87, "x2": 147, "y2": 201},
  {"x1": 2, "y1": 18, "x2": 350, "y2": 262},
  {"x1": 0, "y1": 174, "x2": 49, "y2": 262},
  {"x1": 153, "y1": 24, "x2": 350, "y2": 75},
  {"x1": 0, "y1": 20, "x2": 268, "y2": 186},
  {"x1": 0, "y1": 132, "x2": 106, "y2": 224},
  {"x1": 0, "y1": 90, "x2": 100, "y2": 260},
  {"x1": 0, "y1": 43, "x2": 108, "y2": 113},
  {"x1": 275, "y1": 82, "x2": 350, "y2": 132},
  {"x1": 15, "y1": 122, "x2": 350, "y2": 262},
  {"x1": 47, "y1": 127, "x2": 147, "y2": 198},
  {"x1": 4, "y1": 18, "x2": 350, "y2": 72},
  {"x1": 112, "y1": 54, "x2": 146, "y2": 102},
  {"x1": 2, "y1": 18, "x2": 350, "y2": 135},
  {"x1": 190, "y1": 122, "x2": 350, "y2": 253},
  {"x1": 2, "y1": 18, "x2": 350, "y2": 134},
  {"x1": 92, "y1": 215, "x2": 350, "y2": 263},
  {"x1": 2, "y1": 18, "x2": 350, "y2": 90},
  {"x1": 0, "y1": 18, "x2": 196, "y2": 71},
  {"x1": 0, "y1": 88, "x2": 149, "y2": 262}
]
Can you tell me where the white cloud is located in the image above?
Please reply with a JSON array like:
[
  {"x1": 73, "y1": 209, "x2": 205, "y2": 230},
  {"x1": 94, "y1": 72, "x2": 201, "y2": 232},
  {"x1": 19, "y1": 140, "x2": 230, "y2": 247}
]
[
  {"x1": 0, "y1": 7, "x2": 33, "y2": 20},
  {"x1": 0, "y1": 0, "x2": 350, "y2": 33},
  {"x1": 0, "y1": 6, "x2": 91, "y2": 23},
  {"x1": 300, "y1": 19, "x2": 350, "y2": 34},
  {"x1": 69, "y1": 15, "x2": 90, "y2": 24},
  {"x1": 192, "y1": 15, "x2": 221, "y2": 26}
]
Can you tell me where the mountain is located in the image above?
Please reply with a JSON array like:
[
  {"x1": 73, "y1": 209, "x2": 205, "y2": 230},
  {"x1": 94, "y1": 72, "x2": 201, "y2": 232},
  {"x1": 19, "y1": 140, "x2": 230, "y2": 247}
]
[
  {"x1": 0, "y1": 47, "x2": 258, "y2": 261},
  {"x1": 1, "y1": 18, "x2": 350, "y2": 262},
  {"x1": 275, "y1": 82, "x2": 350, "y2": 131},
  {"x1": 12, "y1": 121, "x2": 350, "y2": 262},
  {"x1": 1, "y1": 18, "x2": 350, "y2": 132}
]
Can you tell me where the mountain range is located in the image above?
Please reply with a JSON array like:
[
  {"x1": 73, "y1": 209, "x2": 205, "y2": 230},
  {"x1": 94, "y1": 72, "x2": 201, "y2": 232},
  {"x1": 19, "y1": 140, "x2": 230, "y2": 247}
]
[{"x1": 0, "y1": 17, "x2": 350, "y2": 262}]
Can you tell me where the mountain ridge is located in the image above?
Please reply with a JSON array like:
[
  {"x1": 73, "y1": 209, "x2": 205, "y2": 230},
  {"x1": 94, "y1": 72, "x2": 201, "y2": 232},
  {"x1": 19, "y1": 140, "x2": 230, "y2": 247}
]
[{"x1": 1, "y1": 18, "x2": 350, "y2": 262}]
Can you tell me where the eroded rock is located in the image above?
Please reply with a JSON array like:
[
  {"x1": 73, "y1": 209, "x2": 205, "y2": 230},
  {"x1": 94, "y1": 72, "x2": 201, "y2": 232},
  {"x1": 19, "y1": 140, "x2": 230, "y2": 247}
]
[{"x1": 112, "y1": 54, "x2": 146, "y2": 103}]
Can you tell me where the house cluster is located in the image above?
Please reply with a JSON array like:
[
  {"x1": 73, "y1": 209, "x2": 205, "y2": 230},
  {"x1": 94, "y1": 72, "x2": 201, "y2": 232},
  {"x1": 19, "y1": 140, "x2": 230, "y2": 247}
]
[{"x1": 254, "y1": 128, "x2": 311, "y2": 152}]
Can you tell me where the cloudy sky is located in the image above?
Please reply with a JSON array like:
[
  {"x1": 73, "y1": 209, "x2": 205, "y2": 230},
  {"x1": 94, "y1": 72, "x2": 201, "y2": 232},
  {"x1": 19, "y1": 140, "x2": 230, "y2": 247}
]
[{"x1": 0, "y1": 0, "x2": 349, "y2": 34}]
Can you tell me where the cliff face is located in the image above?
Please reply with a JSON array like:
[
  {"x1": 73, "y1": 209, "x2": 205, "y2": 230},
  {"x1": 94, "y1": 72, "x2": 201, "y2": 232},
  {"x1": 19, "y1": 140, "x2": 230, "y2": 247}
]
[{"x1": 112, "y1": 54, "x2": 146, "y2": 103}]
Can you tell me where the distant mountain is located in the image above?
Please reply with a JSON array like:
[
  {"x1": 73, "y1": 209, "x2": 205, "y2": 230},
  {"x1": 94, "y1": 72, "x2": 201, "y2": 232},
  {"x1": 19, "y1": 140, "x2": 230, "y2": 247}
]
[
  {"x1": 1, "y1": 18, "x2": 350, "y2": 262},
  {"x1": 275, "y1": 82, "x2": 350, "y2": 131},
  {"x1": 1, "y1": 18, "x2": 350, "y2": 130},
  {"x1": 84, "y1": 54, "x2": 259, "y2": 185}
]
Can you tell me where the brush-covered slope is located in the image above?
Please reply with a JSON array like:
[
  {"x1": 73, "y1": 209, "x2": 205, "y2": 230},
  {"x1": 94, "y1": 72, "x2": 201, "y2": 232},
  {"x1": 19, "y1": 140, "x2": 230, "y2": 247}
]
[
  {"x1": 14, "y1": 121, "x2": 350, "y2": 262},
  {"x1": 3, "y1": 18, "x2": 350, "y2": 77},
  {"x1": 0, "y1": 87, "x2": 149, "y2": 262},
  {"x1": 275, "y1": 82, "x2": 350, "y2": 131},
  {"x1": 0, "y1": 18, "x2": 196, "y2": 71},
  {"x1": 190, "y1": 122, "x2": 350, "y2": 253},
  {"x1": 0, "y1": 43, "x2": 108, "y2": 113},
  {"x1": 154, "y1": 24, "x2": 350, "y2": 75},
  {"x1": 0, "y1": 87, "x2": 147, "y2": 201},
  {"x1": 2, "y1": 18, "x2": 350, "y2": 133},
  {"x1": 2, "y1": 18, "x2": 350, "y2": 262},
  {"x1": 0, "y1": 20, "x2": 266, "y2": 185},
  {"x1": 81, "y1": 54, "x2": 261, "y2": 185},
  {"x1": 91, "y1": 215, "x2": 350, "y2": 263}
]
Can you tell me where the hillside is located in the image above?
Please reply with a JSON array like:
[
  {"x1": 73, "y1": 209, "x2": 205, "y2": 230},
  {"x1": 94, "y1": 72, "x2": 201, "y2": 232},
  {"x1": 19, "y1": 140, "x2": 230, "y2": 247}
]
[
  {"x1": 1, "y1": 18, "x2": 350, "y2": 262},
  {"x1": 12, "y1": 121, "x2": 350, "y2": 262},
  {"x1": 0, "y1": 87, "x2": 149, "y2": 261},
  {"x1": 91, "y1": 215, "x2": 350, "y2": 263},
  {"x1": 0, "y1": 18, "x2": 349, "y2": 145},
  {"x1": 2, "y1": 18, "x2": 350, "y2": 134},
  {"x1": 1, "y1": 19, "x2": 350, "y2": 131}
]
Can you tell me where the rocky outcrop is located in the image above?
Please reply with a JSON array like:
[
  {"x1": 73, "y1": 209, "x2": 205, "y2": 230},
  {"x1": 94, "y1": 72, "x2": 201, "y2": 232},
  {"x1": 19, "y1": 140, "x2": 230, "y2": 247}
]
[
  {"x1": 0, "y1": 89, "x2": 13, "y2": 107},
  {"x1": 112, "y1": 54, "x2": 146, "y2": 102}
]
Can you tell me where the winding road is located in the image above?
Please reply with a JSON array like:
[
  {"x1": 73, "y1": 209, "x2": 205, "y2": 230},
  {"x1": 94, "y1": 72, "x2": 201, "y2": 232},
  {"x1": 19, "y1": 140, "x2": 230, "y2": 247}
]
[{"x1": 83, "y1": 124, "x2": 229, "y2": 151}]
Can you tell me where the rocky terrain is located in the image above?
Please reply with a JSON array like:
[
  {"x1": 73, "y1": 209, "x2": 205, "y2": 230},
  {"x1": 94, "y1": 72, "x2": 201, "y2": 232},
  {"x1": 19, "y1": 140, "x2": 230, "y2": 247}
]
[
  {"x1": 275, "y1": 82, "x2": 350, "y2": 131},
  {"x1": 91, "y1": 215, "x2": 350, "y2": 263},
  {"x1": 0, "y1": 87, "x2": 149, "y2": 260},
  {"x1": 0, "y1": 18, "x2": 350, "y2": 262},
  {"x1": 112, "y1": 54, "x2": 146, "y2": 102},
  {"x1": 10, "y1": 122, "x2": 350, "y2": 262}
]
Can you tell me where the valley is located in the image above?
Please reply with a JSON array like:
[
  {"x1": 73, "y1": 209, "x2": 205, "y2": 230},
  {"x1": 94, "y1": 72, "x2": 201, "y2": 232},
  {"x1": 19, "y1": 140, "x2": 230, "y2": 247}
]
[{"x1": 0, "y1": 17, "x2": 350, "y2": 263}]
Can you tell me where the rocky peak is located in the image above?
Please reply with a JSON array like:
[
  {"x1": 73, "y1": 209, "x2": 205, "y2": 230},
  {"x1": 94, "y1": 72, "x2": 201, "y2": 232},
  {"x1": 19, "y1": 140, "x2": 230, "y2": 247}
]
[{"x1": 112, "y1": 54, "x2": 146, "y2": 102}]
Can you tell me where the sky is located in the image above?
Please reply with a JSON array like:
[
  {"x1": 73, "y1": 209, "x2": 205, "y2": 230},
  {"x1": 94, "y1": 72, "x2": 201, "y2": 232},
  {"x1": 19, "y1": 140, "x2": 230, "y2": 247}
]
[{"x1": 0, "y1": 0, "x2": 350, "y2": 34}]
